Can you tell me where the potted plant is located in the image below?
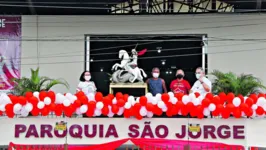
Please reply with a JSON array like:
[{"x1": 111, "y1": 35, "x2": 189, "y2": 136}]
[
  {"x1": 10, "y1": 68, "x2": 69, "y2": 96},
  {"x1": 210, "y1": 70, "x2": 266, "y2": 96}
]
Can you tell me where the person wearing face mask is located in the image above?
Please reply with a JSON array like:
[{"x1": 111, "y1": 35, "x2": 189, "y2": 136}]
[
  {"x1": 190, "y1": 67, "x2": 212, "y2": 96},
  {"x1": 77, "y1": 71, "x2": 97, "y2": 95},
  {"x1": 146, "y1": 67, "x2": 167, "y2": 96},
  {"x1": 170, "y1": 69, "x2": 191, "y2": 94}
]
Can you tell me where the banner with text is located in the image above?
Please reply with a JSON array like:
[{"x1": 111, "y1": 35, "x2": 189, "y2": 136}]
[
  {"x1": 0, "y1": 118, "x2": 259, "y2": 146},
  {"x1": 0, "y1": 16, "x2": 21, "y2": 90}
]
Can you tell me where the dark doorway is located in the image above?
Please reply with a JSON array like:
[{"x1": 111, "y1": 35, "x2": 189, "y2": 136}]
[{"x1": 85, "y1": 34, "x2": 206, "y2": 96}]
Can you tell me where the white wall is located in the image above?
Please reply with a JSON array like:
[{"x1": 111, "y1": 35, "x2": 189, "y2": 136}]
[{"x1": 21, "y1": 14, "x2": 266, "y2": 93}]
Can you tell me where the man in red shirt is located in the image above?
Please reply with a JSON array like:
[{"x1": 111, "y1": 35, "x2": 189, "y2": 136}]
[{"x1": 170, "y1": 69, "x2": 191, "y2": 94}]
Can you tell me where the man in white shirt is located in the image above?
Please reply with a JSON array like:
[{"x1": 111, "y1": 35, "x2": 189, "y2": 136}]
[{"x1": 190, "y1": 67, "x2": 212, "y2": 96}]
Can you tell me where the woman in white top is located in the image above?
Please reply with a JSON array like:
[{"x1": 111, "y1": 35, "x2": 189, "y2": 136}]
[{"x1": 77, "y1": 71, "x2": 97, "y2": 95}]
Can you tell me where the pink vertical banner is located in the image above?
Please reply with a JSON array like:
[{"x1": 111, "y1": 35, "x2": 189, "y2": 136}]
[{"x1": 0, "y1": 16, "x2": 21, "y2": 90}]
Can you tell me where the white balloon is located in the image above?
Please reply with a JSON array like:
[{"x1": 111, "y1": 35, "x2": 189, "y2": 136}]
[
  {"x1": 182, "y1": 95, "x2": 190, "y2": 105},
  {"x1": 203, "y1": 108, "x2": 210, "y2": 116},
  {"x1": 162, "y1": 106, "x2": 168, "y2": 112},
  {"x1": 170, "y1": 97, "x2": 178, "y2": 104},
  {"x1": 232, "y1": 97, "x2": 241, "y2": 107},
  {"x1": 87, "y1": 93, "x2": 95, "y2": 101},
  {"x1": 252, "y1": 104, "x2": 258, "y2": 110},
  {"x1": 65, "y1": 93, "x2": 73, "y2": 100},
  {"x1": 33, "y1": 92, "x2": 39, "y2": 98},
  {"x1": 0, "y1": 104, "x2": 5, "y2": 111},
  {"x1": 147, "y1": 111, "x2": 153, "y2": 118},
  {"x1": 192, "y1": 98, "x2": 200, "y2": 106},
  {"x1": 257, "y1": 97, "x2": 266, "y2": 106},
  {"x1": 107, "y1": 106, "x2": 115, "y2": 117},
  {"x1": 128, "y1": 96, "x2": 135, "y2": 103},
  {"x1": 139, "y1": 106, "x2": 148, "y2": 116},
  {"x1": 96, "y1": 102, "x2": 104, "y2": 110},
  {"x1": 13, "y1": 103, "x2": 22, "y2": 113},
  {"x1": 145, "y1": 93, "x2": 153, "y2": 99},
  {"x1": 37, "y1": 101, "x2": 45, "y2": 109},
  {"x1": 94, "y1": 109, "x2": 102, "y2": 116},
  {"x1": 151, "y1": 97, "x2": 158, "y2": 105},
  {"x1": 63, "y1": 99, "x2": 71, "y2": 107},
  {"x1": 188, "y1": 93, "x2": 196, "y2": 101},
  {"x1": 124, "y1": 102, "x2": 131, "y2": 109},
  {"x1": 198, "y1": 95, "x2": 204, "y2": 101},
  {"x1": 80, "y1": 105, "x2": 88, "y2": 113},
  {"x1": 25, "y1": 103, "x2": 33, "y2": 112},
  {"x1": 117, "y1": 107, "x2": 124, "y2": 115},
  {"x1": 55, "y1": 93, "x2": 64, "y2": 104},
  {"x1": 76, "y1": 107, "x2": 82, "y2": 115},
  {"x1": 131, "y1": 100, "x2": 136, "y2": 106},
  {"x1": 262, "y1": 104, "x2": 266, "y2": 111},
  {"x1": 208, "y1": 103, "x2": 216, "y2": 111},
  {"x1": 155, "y1": 93, "x2": 162, "y2": 101},
  {"x1": 136, "y1": 97, "x2": 140, "y2": 103},
  {"x1": 244, "y1": 96, "x2": 248, "y2": 102},
  {"x1": 168, "y1": 92, "x2": 174, "y2": 98},
  {"x1": 70, "y1": 96, "x2": 77, "y2": 104},
  {"x1": 112, "y1": 98, "x2": 117, "y2": 104},
  {"x1": 21, "y1": 107, "x2": 29, "y2": 117},
  {"x1": 44, "y1": 97, "x2": 51, "y2": 105},
  {"x1": 157, "y1": 101, "x2": 165, "y2": 109}
]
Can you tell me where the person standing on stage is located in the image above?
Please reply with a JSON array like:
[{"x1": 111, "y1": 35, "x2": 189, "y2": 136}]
[
  {"x1": 146, "y1": 67, "x2": 167, "y2": 96},
  {"x1": 170, "y1": 69, "x2": 191, "y2": 94},
  {"x1": 77, "y1": 71, "x2": 97, "y2": 95},
  {"x1": 190, "y1": 67, "x2": 212, "y2": 96}
]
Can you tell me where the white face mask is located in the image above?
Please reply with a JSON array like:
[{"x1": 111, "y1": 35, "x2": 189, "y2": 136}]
[
  {"x1": 195, "y1": 73, "x2": 201, "y2": 79},
  {"x1": 85, "y1": 76, "x2": 91, "y2": 81},
  {"x1": 152, "y1": 73, "x2": 159, "y2": 78}
]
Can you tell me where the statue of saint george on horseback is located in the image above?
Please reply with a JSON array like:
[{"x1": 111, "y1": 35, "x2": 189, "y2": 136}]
[{"x1": 111, "y1": 46, "x2": 147, "y2": 83}]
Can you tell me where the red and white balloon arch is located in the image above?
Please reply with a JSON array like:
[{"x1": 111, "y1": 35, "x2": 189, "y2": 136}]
[{"x1": 0, "y1": 91, "x2": 266, "y2": 119}]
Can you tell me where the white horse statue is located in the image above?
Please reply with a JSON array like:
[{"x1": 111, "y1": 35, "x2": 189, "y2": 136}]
[{"x1": 111, "y1": 49, "x2": 147, "y2": 83}]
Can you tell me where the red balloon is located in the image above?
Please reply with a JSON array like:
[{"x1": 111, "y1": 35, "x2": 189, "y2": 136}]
[
  {"x1": 161, "y1": 93, "x2": 170, "y2": 103},
  {"x1": 194, "y1": 92, "x2": 200, "y2": 98},
  {"x1": 18, "y1": 96, "x2": 27, "y2": 105},
  {"x1": 212, "y1": 96, "x2": 221, "y2": 105},
  {"x1": 5, "y1": 103, "x2": 14, "y2": 112},
  {"x1": 88, "y1": 101, "x2": 96, "y2": 109},
  {"x1": 218, "y1": 92, "x2": 226, "y2": 100},
  {"x1": 245, "y1": 98, "x2": 254, "y2": 107},
  {"x1": 29, "y1": 97, "x2": 38, "y2": 106},
  {"x1": 226, "y1": 93, "x2": 235, "y2": 104},
  {"x1": 123, "y1": 94, "x2": 129, "y2": 101},
  {"x1": 6, "y1": 110, "x2": 15, "y2": 118},
  {"x1": 49, "y1": 103, "x2": 56, "y2": 111},
  {"x1": 133, "y1": 103, "x2": 141, "y2": 112},
  {"x1": 186, "y1": 102, "x2": 195, "y2": 111},
  {"x1": 123, "y1": 109, "x2": 131, "y2": 118},
  {"x1": 9, "y1": 95, "x2": 19, "y2": 104},
  {"x1": 25, "y1": 92, "x2": 33, "y2": 98},
  {"x1": 75, "y1": 91, "x2": 85, "y2": 97},
  {"x1": 212, "y1": 110, "x2": 220, "y2": 116},
  {"x1": 205, "y1": 93, "x2": 214, "y2": 100},
  {"x1": 256, "y1": 106, "x2": 264, "y2": 116},
  {"x1": 233, "y1": 108, "x2": 242, "y2": 118},
  {"x1": 245, "y1": 108, "x2": 253, "y2": 117},
  {"x1": 111, "y1": 105, "x2": 119, "y2": 114},
  {"x1": 202, "y1": 98, "x2": 211, "y2": 107},
  {"x1": 102, "y1": 106, "x2": 109, "y2": 115},
  {"x1": 39, "y1": 91, "x2": 47, "y2": 101},
  {"x1": 226, "y1": 103, "x2": 235, "y2": 113},
  {"x1": 238, "y1": 94, "x2": 244, "y2": 103},
  {"x1": 175, "y1": 93, "x2": 184, "y2": 101},
  {"x1": 107, "y1": 94, "x2": 114, "y2": 100},
  {"x1": 175, "y1": 101, "x2": 184, "y2": 109},
  {"x1": 139, "y1": 96, "x2": 148, "y2": 106},
  {"x1": 258, "y1": 93, "x2": 265, "y2": 98},
  {"x1": 216, "y1": 104, "x2": 224, "y2": 113},
  {"x1": 47, "y1": 91, "x2": 56, "y2": 103},
  {"x1": 115, "y1": 92, "x2": 123, "y2": 100},
  {"x1": 171, "y1": 105, "x2": 179, "y2": 115},
  {"x1": 41, "y1": 107, "x2": 50, "y2": 116},
  {"x1": 0, "y1": 111, "x2": 3, "y2": 116},
  {"x1": 117, "y1": 99, "x2": 125, "y2": 107},
  {"x1": 153, "y1": 106, "x2": 163, "y2": 116},
  {"x1": 240, "y1": 103, "x2": 249, "y2": 112},
  {"x1": 103, "y1": 96, "x2": 112, "y2": 105},
  {"x1": 73, "y1": 100, "x2": 82, "y2": 108},
  {"x1": 222, "y1": 109, "x2": 230, "y2": 119},
  {"x1": 166, "y1": 109, "x2": 173, "y2": 117},
  {"x1": 95, "y1": 92, "x2": 103, "y2": 101},
  {"x1": 146, "y1": 103, "x2": 154, "y2": 111},
  {"x1": 181, "y1": 107, "x2": 189, "y2": 116},
  {"x1": 249, "y1": 94, "x2": 258, "y2": 104},
  {"x1": 86, "y1": 109, "x2": 94, "y2": 117},
  {"x1": 135, "y1": 114, "x2": 143, "y2": 120},
  {"x1": 80, "y1": 96, "x2": 89, "y2": 105},
  {"x1": 31, "y1": 108, "x2": 40, "y2": 116}
]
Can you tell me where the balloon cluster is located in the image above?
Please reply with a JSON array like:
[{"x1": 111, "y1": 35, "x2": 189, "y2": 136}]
[{"x1": 0, "y1": 91, "x2": 266, "y2": 119}]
